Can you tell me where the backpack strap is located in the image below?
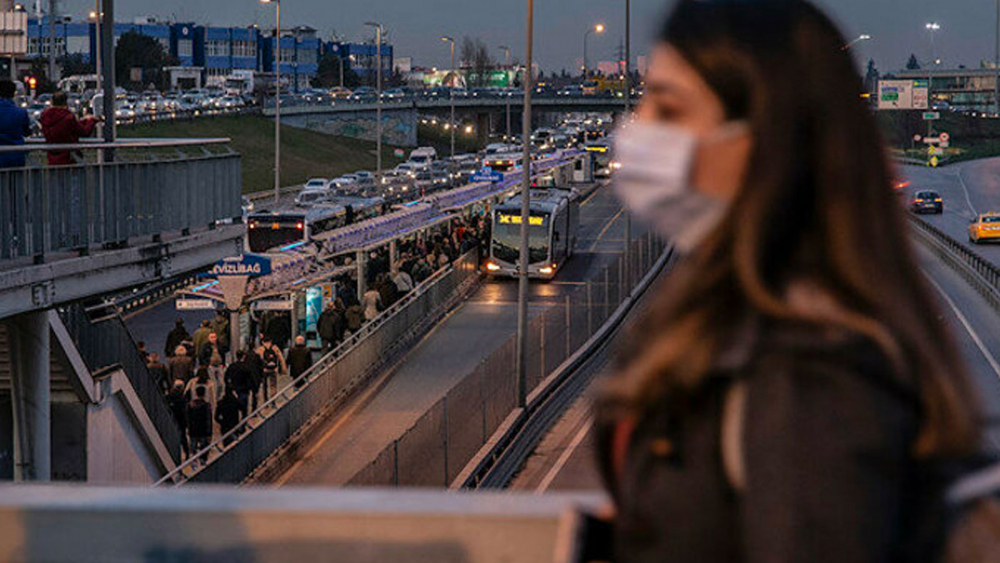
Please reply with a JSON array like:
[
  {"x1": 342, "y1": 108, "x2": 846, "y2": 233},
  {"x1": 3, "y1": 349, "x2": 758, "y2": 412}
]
[{"x1": 721, "y1": 380, "x2": 748, "y2": 494}]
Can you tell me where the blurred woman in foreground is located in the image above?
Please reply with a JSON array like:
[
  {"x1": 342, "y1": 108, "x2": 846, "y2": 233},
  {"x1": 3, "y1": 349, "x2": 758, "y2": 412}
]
[{"x1": 599, "y1": 0, "x2": 980, "y2": 560}]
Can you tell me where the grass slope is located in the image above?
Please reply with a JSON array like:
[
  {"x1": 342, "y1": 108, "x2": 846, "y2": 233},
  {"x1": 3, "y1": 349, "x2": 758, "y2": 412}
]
[{"x1": 121, "y1": 114, "x2": 404, "y2": 194}]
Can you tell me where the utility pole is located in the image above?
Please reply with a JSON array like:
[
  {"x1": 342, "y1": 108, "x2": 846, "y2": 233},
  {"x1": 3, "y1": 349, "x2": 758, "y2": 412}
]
[
  {"x1": 623, "y1": 0, "x2": 632, "y2": 290},
  {"x1": 367, "y1": 22, "x2": 383, "y2": 177},
  {"x1": 516, "y1": 0, "x2": 534, "y2": 408},
  {"x1": 995, "y1": 0, "x2": 999, "y2": 115},
  {"x1": 47, "y1": 0, "x2": 55, "y2": 84},
  {"x1": 100, "y1": 0, "x2": 114, "y2": 161},
  {"x1": 499, "y1": 45, "x2": 511, "y2": 142}
]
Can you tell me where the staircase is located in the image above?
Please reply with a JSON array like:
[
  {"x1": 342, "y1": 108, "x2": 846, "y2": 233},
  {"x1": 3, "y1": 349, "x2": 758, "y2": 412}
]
[
  {"x1": 58, "y1": 304, "x2": 182, "y2": 464},
  {"x1": 0, "y1": 323, "x2": 79, "y2": 397}
]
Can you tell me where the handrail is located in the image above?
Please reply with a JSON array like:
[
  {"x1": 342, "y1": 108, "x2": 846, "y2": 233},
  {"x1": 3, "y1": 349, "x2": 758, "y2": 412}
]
[
  {"x1": 0, "y1": 137, "x2": 232, "y2": 152},
  {"x1": 907, "y1": 215, "x2": 1000, "y2": 313},
  {"x1": 59, "y1": 304, "x2": 182, "y2": 463},
  {"x1": 155, "y1": 250, "x2": 479, "y2": 486}
]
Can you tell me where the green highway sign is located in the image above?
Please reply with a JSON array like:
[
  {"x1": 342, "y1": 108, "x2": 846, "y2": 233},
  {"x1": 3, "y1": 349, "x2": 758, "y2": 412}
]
[
  {"x1": 882, "y1": 92, "x2": 899, "y2": 102},
  {"x1": 923, "y1": 112, "x2": 941, "y2": 120}
]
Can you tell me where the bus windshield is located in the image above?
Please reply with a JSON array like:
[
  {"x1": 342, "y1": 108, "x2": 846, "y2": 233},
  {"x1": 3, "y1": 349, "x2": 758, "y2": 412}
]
[{"x1": 492, "y1": 211, "x2": 550, "y2": 264}]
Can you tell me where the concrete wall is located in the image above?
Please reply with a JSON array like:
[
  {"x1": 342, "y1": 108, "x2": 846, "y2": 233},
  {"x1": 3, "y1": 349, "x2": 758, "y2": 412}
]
[
  {"x1": 279, "y1": 107, "x2": 419, "y2": 147},
  {"x1": 85, "y1": 380, "x2": 163, "y2": 485}
]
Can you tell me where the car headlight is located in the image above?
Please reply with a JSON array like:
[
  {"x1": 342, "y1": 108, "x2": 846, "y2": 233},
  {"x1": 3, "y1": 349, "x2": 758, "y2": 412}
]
[
  {"x1": 486, "y1": 262, "x2": 501, "y2": 272},
  {"x1": 539, "y1": 266, "x2": 554, "y2": 275}
]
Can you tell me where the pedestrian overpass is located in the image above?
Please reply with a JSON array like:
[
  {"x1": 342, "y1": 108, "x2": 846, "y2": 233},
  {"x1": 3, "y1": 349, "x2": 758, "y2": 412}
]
[{"x1": 0, "y1": 139, "x2": 244, "y2": 484}]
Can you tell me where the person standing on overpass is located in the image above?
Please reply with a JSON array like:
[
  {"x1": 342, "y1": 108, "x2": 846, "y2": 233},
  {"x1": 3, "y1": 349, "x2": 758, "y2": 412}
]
[
  {"x1": 598, "y1": 1, "x2": 981, "y2": 561},
  {"x1": 39, "y1": 90, "x2": 101, "y2": 165},
  {"x1": 0, "y1": 80, "x2": 30, "y2": 169}
]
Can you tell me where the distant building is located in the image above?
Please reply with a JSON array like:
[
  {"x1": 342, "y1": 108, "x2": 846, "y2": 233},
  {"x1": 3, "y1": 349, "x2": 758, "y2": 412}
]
[
  {"x1": 323, "y1": 41, "x2": 394, "y2": 85},
  {"x1": 21, "y1": 16, "x2": 391, "y2": 92},
  {"x1": 894, "y1": 66, "x2": 1000, "y2": 113}
]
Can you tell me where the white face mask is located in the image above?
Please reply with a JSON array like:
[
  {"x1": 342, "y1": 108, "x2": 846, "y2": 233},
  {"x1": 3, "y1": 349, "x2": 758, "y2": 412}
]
[{"x1": 612, "y1": 120, "x2": 748, "y2": 253}]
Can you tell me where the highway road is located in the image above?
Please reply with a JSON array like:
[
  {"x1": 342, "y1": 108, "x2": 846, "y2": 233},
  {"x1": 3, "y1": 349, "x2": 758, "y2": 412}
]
[
  {"x1": 509, "y1": 160, "x2": 1000, "y2": 491},
  {"x1": 275, "y1": 182, "x2": 632, "y2": 486}
]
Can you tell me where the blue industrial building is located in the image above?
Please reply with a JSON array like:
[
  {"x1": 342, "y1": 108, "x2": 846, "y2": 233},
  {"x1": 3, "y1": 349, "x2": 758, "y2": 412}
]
[{"x1": 25, "y1": 16, "x2": 393, "y2": 92}]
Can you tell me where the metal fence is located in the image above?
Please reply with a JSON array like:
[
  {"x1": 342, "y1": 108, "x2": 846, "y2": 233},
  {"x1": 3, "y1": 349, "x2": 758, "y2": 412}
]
[
  {"x1": 155, "y1": 249, "x2": 481, "y2": 485},
  {"x1": 349, "y1": 231, "x2": 668, "y2": 487},
  {"x1": 58, "y1": 303, "x2": 183, "y2": 464},
  {"x1": 908, "y1": 216, "x2": 1000, "y2": 313},
  {"x1": 0, "y1": 142, "x2": 241, "y2": 261}
]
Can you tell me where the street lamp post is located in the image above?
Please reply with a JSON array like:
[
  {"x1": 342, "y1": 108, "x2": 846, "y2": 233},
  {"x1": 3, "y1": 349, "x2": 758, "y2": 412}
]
[
  {"x1": 516, "y1": 0, "x2": 534, "y2": 408},
  {"x1": 441, "y1": 36, "x2": 456, "y2": 157},
  {"x1": 262, "y1": 0, "x2": 281, "y2": 204},
  {"x1": 367, "y1": 22, "x2": 384, "y2": 178},
  {"x1": 499, "y1": 45, "x2": 511, "y2": 141},
  {"x1": 925, "y1": 22, "x2": 940, "y2": 137},
  {"x1": 583, "y1": 23, "x2": 605, "y2": 79},
  {"x1": 622, "y1": 0, "x2": 632, "y2": 291},
  {"x1": 995, "y1": 0, "x2": 999, "y2": 115}
]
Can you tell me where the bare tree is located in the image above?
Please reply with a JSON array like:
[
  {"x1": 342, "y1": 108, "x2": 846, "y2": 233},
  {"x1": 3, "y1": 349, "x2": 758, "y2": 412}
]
[{"x1": 460, "y1": 36, "x2": 494, "y2": 88}]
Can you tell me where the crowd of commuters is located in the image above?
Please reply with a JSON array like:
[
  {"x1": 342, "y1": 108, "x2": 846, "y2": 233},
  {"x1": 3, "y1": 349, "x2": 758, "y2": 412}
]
[{"x1": 143, "y1": 216, "x2": 487, "y2": 462}]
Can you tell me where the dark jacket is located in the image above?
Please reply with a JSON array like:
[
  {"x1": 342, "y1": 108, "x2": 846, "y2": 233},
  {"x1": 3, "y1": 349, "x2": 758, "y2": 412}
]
[
  {"x1": 167, "y1": 355, "x2": 194, "y2": 383},
  {"x1": 199, "y1": 342, "x2": 229, "y2": 367},
  {"x1": 0, "y1": 98, "x2": 30, "y2": 168},
  {"x1": 39, "y1": 106, "x2": 97, "y2": 165},
  {"x1": 165, "y1": 325, "x2": 190, "y2": 357},
  {"x1": 317, "y1": 308, "x2": 339, "y2": 342},
  {"x1": 224, "y1": 361, "x2": 253, "y2": 394},
  {"x1": 599, "y1": 324, "x2": 930, "y2": 563},
  {"x1": 186, "y1": 398, "x2": 213, "y2": 440},
  {"x1": 286, "y1": 344, "x2": 313, "y2": 379},
  {"x1": 167, "y1": 388, "x2": 187, "y2": 429},
  {"x1": 215, "y1": 393, "x2": 241, "y2": 435}
]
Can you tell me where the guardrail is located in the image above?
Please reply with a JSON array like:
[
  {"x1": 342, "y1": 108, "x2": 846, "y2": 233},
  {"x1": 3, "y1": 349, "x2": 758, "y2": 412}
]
[
  {"x1": 0, "y1": 138, "x2": 241, "y2": 262},
  {"x1": 156, "y1": 249, "x2": 481, "y2": 485},
  {"x1": 347, "y1": 231, "x2": 668, "y2": 488},
  {"x1": 907, "y1": 216, "x2": 1000, "y2": 312},
  {"x1": 58, "y1": 302, "x2": 182, "y2": 464}
]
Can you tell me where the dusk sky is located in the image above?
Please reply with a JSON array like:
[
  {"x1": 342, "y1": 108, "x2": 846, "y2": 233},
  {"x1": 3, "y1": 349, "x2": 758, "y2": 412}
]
[{"x1": 52, "y1": 0, "x2": 999, "y2": 75}]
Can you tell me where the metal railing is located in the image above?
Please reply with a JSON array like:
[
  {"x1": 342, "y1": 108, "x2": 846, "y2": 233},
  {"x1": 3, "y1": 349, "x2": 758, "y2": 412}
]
[
  {"x1": 0, "y1": 138, "x2": 241, "y2": 261},
  {"x1": 908, "y1": 216, "x2": 1000, "y2": 312},
  {"x1": 348, "y1": 231, "x2": 668, "y2": 487},
  {"x1": 156, "y1": 249, "x2": 482, "y2": 485},
  {"x1": 58, "y1": 302, "x2": 182, "y2": 464}
]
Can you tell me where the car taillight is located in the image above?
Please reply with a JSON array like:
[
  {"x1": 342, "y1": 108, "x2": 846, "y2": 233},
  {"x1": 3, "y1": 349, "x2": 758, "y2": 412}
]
[{"x1": 296, "y1": 223, "x2": 304, "y2": 230}]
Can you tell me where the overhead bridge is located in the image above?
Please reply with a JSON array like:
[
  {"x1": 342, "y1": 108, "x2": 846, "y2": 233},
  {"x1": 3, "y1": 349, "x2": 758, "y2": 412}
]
[{"x1": 0, "y1": 138, "x2": 244, "y2": 483}]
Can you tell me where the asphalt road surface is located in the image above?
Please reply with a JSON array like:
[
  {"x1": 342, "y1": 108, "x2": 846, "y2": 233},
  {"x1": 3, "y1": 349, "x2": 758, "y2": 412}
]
[{"x1": 276, "y1": 183, "x2": 633, "y2": 486}]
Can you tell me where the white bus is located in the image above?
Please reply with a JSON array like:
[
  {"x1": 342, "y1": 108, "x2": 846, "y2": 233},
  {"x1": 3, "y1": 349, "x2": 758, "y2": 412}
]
[{"x1": 487, "y1": 187, "x2": 580, "y2": 280}]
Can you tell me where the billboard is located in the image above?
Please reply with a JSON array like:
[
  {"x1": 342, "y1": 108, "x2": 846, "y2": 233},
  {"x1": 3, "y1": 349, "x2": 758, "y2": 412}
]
[{"x1": 878, "y1": 79, "x2": 929, "y2": 110}]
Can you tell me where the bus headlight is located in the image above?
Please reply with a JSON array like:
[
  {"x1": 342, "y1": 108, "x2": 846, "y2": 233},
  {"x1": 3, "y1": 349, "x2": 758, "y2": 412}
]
[
  {"x1": 539, "y1": 266, "x2": 554, "y2": 275},
  {"x1": 486, "y1": 262, "x2": 501, "y2": 272}
]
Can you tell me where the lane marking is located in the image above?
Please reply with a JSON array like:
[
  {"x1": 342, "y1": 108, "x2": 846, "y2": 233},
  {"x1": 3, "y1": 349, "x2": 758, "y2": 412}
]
[
  {"x1": 581, "y1": 181, "x2": 610, "y2": 206},
  {"x1": 956, "y1": 167, "x2": 978, "y2": 218},
  {"x1": 925, "y1": 274, "x2": 1000, "y2": 382},
  {"x1": 589, "y1": 208, "x2": 625, "y2": 252},
  {"x1": 535, "y1": 416, "x2": 594, "y2": 494},
  {"x1": 924, "y1": 272, "x2": 1000, "y2": 448}
]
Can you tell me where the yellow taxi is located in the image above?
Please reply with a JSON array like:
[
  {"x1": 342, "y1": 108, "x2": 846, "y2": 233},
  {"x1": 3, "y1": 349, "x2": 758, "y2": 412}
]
[{"x1": 969, "y1": 213, "x2": 1000, "y2": 244}]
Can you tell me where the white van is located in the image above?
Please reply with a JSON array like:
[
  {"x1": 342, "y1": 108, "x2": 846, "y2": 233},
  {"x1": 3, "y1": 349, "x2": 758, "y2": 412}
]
[{"x1": 408, "y1": 147, "x2": 438, "y2": 170}]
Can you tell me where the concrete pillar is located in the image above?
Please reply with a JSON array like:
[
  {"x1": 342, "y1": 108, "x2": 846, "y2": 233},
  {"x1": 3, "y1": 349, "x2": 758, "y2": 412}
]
[
  {"x1": 229, "y1": 310, "x2": 241, "y2": 359},
  {"x1": 389, "y1": 239, "x2": 398, "y2": 276},
  {"x1": 7, "y1": 311, "x2": 50, "y2": 482},
  {"x1": 356, "y1": 250, "x2": 367, "y2": 301}
]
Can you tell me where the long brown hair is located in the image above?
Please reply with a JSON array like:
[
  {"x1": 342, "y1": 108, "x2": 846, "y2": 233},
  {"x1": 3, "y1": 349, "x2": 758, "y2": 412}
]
[{"x1": 609, "y1": 0, "x2": 978, "y2": 456}]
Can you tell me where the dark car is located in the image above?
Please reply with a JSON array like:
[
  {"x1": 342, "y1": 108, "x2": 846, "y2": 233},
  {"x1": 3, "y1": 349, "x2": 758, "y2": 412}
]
[{"x1": 911, "y1": 190, "x2": 943, "y2": 214}]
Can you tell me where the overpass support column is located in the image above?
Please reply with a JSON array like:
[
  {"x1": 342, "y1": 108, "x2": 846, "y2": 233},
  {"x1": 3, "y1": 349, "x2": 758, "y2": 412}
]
[
  {"x1": 356, "y1": 250, "x2": 367, "y2": 302},
  {"x1": 7, "y1": 310, "x2": 51, "y2": 482},
  {"x1": 477, "y1": 113, "x2": 491, "y2": 145},
  {"x1": 389, "y1": 239, "x2": 398, "y2": 276}
]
